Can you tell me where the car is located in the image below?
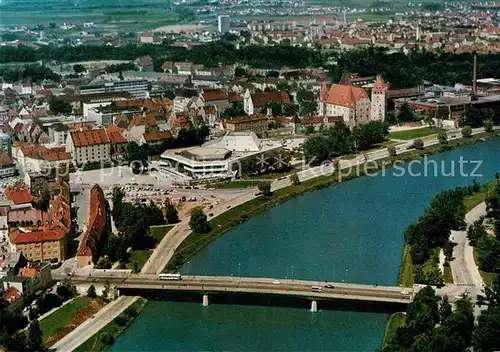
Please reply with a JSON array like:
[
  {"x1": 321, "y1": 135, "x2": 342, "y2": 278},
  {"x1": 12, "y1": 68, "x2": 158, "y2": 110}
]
[
  {"x1": 272, "y1": 280, "x2": 281, "y2": 285},
  {"x1": 325, "y1": 283, "x2": 335, "y2": 289},
  {"x1": 401, "y1": 290, "x2": 409, "y2": 295}
]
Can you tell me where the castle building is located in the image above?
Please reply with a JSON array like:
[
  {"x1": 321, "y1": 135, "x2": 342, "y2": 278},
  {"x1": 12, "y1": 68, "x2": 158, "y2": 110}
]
[{"x1": 319, "y1": 74, "x2": 388, "y2": 129}]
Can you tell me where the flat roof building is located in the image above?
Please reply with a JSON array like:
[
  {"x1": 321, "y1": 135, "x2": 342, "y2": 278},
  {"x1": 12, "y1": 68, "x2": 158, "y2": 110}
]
[{"x1": 160, "y1": 131, "x2": 282, "y2": 180}]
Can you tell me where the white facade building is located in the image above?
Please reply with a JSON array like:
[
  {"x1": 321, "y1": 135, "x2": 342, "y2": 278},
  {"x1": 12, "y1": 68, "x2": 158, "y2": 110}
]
[{"x1": 218, "y1": 15, "x2": 230, "y2": 33}]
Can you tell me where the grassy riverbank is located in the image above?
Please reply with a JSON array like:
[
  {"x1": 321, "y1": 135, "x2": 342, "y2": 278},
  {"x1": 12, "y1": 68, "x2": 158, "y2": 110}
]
[
  {"x1": 41, "y1": 297, "x2": 107, "y2": 347},
  {"x1": 382, "y1": 312, "x2": 407, "y2": 348},
  {"x1": 74, "y1": 297, "x2": 147, "y2": 352},
  {"x1": 389, "y1": 127, "x2": 442, "y2": 140},
  {"x1": 166, "y1": 131, "x2": 500, "y2": 272}
]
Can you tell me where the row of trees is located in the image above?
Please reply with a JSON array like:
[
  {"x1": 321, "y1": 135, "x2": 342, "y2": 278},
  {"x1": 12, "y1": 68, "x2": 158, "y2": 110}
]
[
  {"x1": 104, "y1": 187, "x2": 167, "y2": 265},
  {"x1": 384, "y1": 275, "x2": 500, "y2": 352},
  {"x1": 0, "y1": 42, "x2": 322, "y2": 69},
  {"x1": 468, "y1": 177, "x2": 500, "y2": 273},
  {"x1": 382, "y1": 286, "x2": 475, "y2": 352},
  {"x1": 405, "y1": 184, "x2": 482, "y2": 285},
  {"x1": 0, "y1": 64, "x2": 61, "y2": 83},
  {"x1": 303, "y1": 121, "x2": 389, "y2": 165}
]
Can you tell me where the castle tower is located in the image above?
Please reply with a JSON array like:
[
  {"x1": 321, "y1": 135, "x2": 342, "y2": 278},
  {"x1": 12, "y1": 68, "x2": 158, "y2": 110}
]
[{"x1": 370, "y1": 75, "x2": 388, "y2": 121}]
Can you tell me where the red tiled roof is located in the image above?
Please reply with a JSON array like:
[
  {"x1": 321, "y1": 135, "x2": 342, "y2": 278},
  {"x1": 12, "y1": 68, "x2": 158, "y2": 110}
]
[
  {"x1": 107, "y1": 124, "x2": 128, "y2": 144},
  {"x1": 3, "y1": 286, "x2": 21, "y2": 303},
  {"x1": 202, "y1": 89, "x2": 229, "y2": 102},
  {"x1": 70, "y1": 128, "x2": 110, "y2": 147},
  {"x1": 143, "y1": 129, "x2": 172, "y2": 142},
  {"x1": 12, "y1": 229, "x2": 66, "y2": 244},
  {"x1": 19, "y1": 267, "x2": 37, "y2": 277},
  {"x1": 250, "y1": 91, "x2": 292, "y2": 108},
  {"x1": 77, "y1": 185, "x2": 106, "y2": 258},
  {"x1": 4, "y1": 188, "x2": 31, "y2": 205},
  {"x1": 325, "y1": 84, "x2": 369, "y2": 108},
  {"x1": 127, "y1": 115, "x2": 157, "y2": 130},
  {"x1": 161, "y1": 61, "x2": 175, "y2": 70},
  {"x1": 135, "y1": 55, "x2": 153, "y2": 67}
]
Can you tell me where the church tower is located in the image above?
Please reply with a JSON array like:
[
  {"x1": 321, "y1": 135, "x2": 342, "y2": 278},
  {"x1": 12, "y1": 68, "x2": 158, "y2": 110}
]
[
  {"x1": 371, "y1": 75, "x2": 388, "y2": 121},
  {"x1": 319, "y1": 81, "x2": 328, "y2": 116}
]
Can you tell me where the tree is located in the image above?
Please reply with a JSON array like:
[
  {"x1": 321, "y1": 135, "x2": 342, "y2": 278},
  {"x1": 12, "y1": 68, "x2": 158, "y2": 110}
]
[
  {"x1": 296, "y1": 90, "x2": 315, "y2": 103},
  {"x1": 304, "y1": 125, "x2": 315, "y2": 135},
  {"x1": 99, "y1": 332, "x2": 115, "y2": 346},
  {"x1": 283, "y1": 103, "x2": 299, "y2": 116},
  {"x1": 48, "y1": 96, "x2": 72, "y2": 115},
  {"x1": 352, "y1": 121, "x2": 388, "y2": 150},
  {"x1": 290, "y1": 172, "x2": 300, "y2": 185},
  {"x1": 165, "y1": 204, "x2": 179, "y2": 224},
  {"x1": 57, "y1": 280, "x2": 77, "y2": 301},
  {"x1": 299, "y1": 100, "x2": 318, "y2": 116},
  {"x1": 461, "y1": 125, "x2": 472, "y2": 138},
  {"x1": 102, "y1": 281, "x2": 110, "y2": 300},
  {"x1": 257, "y1": 181, "x2": 272, "y2": 196},
  {"x1": 28, "y1": 319, "x2": 44, "y2": 352},
  {"x1": 437, "y1": 130, "x2": 448, "y2": 144},
  {"x1": 398, "y1": 102, "x2": 416, "y2": 122},
  {"x1": 73, "y1": 64, "x2": 85, "y2": 73},
  {"x1": 462, "y1": 105, "x2": 483, "y2": 128},
  {"x1": 439, "y1": 295, "x2": 453, "y2": 323},
  {"x1": 413, "y1": 138, "x2": 424, "y2": 149},
  {"x1": 484, "y1": 118, "x2": 494, "y2": 133},
  {"x1": 87, "y1": 284, "x2": 97, "y2": 298},
  {"x1": 221, "y1": 101, "x2": 245, "y2": 119},
  {"x1": 387, "y1": 145, "x2": 397, "y2": 157},
  {"x1": 189, "y1": 207, "x2": 211, "y2": 234},
  {"x1": 234, "y1": 66, "x2": 247, "y2": 77},
  {"x1": 266, "y1": 70, "x2": 279, "y2": 77}
]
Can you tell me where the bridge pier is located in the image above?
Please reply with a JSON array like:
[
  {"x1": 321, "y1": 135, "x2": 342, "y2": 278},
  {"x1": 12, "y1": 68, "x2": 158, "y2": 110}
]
[
  {"x1": 310, "y1": 300, "x2": 318, "y2": 313},
  {"x1": 203, "y1": 294, "x2": 209, "y2": 307}
]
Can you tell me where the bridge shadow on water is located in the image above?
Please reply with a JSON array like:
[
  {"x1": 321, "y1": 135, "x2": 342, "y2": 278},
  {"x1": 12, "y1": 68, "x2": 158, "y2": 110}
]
[{"x1": 119, "y1": 288, "x2": 406, "y2": 314}]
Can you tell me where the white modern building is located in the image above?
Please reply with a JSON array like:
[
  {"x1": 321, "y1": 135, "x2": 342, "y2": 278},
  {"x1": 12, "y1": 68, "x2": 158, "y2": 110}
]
[
  {"x1": 218, "y1": 15, "x2": 230, "y2": 33},
  {"x1": 79, "y1": 79, "x2": 149, "y2": 98},
  {"x1": 160, "y1": 132, "x2": 282, "y2": 179}
]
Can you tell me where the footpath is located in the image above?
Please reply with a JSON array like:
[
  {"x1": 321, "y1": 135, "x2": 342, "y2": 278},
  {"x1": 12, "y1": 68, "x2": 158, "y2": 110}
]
[{"x1": 50, "y1": 296, "x2": 139, "y2": 352}]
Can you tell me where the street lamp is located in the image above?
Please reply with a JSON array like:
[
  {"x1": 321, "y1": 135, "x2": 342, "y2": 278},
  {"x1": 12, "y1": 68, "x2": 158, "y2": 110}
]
[
  {"x1": 238, "y1": 263, "x2": 241, "y2": 279},
  {"x1": 345, "y1": 269, "x2": 348, "y2": 284},
  {"x1": 291, "y1": 265, "x2": 295, "y2": 281}
]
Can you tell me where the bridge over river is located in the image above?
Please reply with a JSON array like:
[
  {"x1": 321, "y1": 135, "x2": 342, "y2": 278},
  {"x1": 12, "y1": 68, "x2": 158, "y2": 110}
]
[{"x1": 56, "y1": 273, "x2": 414, "y2": 312}]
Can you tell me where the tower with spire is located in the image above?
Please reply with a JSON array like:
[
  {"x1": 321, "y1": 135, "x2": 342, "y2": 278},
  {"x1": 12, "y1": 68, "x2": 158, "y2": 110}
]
[{"x1": 371, "y1": 75, "x2": 388, "y2": 121}]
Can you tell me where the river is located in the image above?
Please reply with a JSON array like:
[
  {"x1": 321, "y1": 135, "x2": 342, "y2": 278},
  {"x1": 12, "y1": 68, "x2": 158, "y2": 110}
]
[{"x1": 113, "y1": 138, "x2": 500, "y2": 351}]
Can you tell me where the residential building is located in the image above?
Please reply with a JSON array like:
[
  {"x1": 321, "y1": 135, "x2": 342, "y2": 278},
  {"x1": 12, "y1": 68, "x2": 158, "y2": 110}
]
[
  {"x1": 47, "y1": 124, "x2": 69, "y2": 145},
  {"x1": 135, "y1": 56, "x2": 154, "y2": 72},
  {"x1": 243, "y1": 90, "x2": 292, "y2": 115},
  {"x1": 201, "y1": 89, "x2": 231, "y2": 113},
  {"x1": 18, "y1": 145, "x2": 72, "y2": 173},
  {"x1": 140, "y1": 129, "x2": 172, "y2": 146},
  {"x1": 77, "y1": 184, "x2": 107, "y2": 268},
  {"x1": 10, "y1": 228, "x2": 66, "y2": 262},
  {"x1": 218, "y1": 15, "x2": 230, "y2": 33},
  {"x1": 0, "y1": 107, "x2": 7, "y2": 127},
  {"x1": 106, "y1": 124, "x2": 128, "y2": 155},
  {"x1": 225, "y1": 115, "x2": 268, "y2": 136},
  {"x1": 0, "y1": 151, "x2": 16, "y2": 178},
  {"x1": 66, "y1": 128, "x2": 111, "y2": 165}
]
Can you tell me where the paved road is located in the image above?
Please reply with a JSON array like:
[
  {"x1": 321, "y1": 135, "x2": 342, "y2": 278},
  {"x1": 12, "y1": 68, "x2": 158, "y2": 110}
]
[
  {"x1": 141, "y1": 188, "x2": 256, "y2": 275},
  {"x1": 51, "y1": 296, "x2": 139, "y2": 352},
  {"x1": 449, "y1": 202, "x2": 486, "y2": 295}
]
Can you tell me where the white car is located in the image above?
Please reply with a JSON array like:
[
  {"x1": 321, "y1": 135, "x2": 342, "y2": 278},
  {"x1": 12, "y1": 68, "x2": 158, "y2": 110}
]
[{"x1": 272, "y1": 280, "x2": 281, "y2": 285}]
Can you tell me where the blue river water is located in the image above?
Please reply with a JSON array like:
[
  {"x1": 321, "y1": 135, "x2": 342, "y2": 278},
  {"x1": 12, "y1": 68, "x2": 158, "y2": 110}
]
[{"x1": 113, "y1": 138, "x2": 500, "y2": 351}]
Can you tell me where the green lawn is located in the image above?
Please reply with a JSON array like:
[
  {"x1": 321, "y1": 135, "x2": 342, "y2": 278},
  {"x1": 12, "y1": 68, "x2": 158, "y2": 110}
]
[
  {"x1": 74, "y1": 298, "x2": 147, "y2": 352},
  {"x1": 464, "y1": 180, "x2": 497, "y2": 211},
  {"x1": 128, "y1": 225, "x2": 173, "y2": 271},
  {"x1": 389, "y1": 127, "x2": 442, "y2": 140},
  {"x1": 382, "y1": 312, "x2": 406, "y2": 348},
  {"x1": 443, "y1": 264, "x2": 454, "y2": 284},
  {"x1": 398, "y1": 245, "x2": 414, "y2": 287},
  {"x1": 40, "y1": 296, "x2": 92, "y2": 344},
  {"x1": 473, "y1": 248, "x2": 497, "y2": 287},
  {"x1": 149, "y1": 225, "x2": 174, "y2": 242}
]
